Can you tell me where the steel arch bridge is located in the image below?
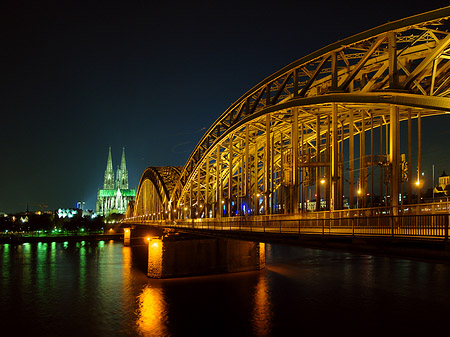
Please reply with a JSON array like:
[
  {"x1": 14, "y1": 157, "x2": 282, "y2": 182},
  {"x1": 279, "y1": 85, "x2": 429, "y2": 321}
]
[
  {"x1": 126, "y1": 166, "x2": 182, "y2": 220},
  {"x1": 127, "y1": 7, "x2": 450, "y2": 226}
]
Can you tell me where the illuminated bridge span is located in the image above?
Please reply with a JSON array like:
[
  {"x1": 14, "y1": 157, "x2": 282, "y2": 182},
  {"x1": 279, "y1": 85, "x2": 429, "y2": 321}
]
[{"x1": 126, "y1": 8, "x2": 450, "y2": 242}]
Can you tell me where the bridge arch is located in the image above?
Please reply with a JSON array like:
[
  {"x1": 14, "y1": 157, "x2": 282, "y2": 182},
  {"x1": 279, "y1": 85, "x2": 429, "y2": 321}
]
[
  {"x1": 169, "y1": 7, "x2": 450, "y2": 220},
  {"x1": 130, "y1": 166, "x2": 182, "y2": 221},
  {"x1": 125, "y1": 7, "x2": 450, "y2": 223}
]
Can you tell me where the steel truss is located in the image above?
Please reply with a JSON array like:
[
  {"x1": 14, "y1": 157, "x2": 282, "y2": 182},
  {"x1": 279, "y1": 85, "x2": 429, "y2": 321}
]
[
  {"x1": 128, "y1": 166, "x2": 182, "y2": 220},
  {"x1": 129, "y1": 7, "x2": 450, "y2": 221}
]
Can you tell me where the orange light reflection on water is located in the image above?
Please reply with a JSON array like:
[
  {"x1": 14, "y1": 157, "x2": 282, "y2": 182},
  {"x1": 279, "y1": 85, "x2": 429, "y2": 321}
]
[
  {"x1": 135, "y1": 285, "x2": 168, "y2": 336},
  {"x1": 252, "y1": 272, "x2": 272, "y2": 336}
]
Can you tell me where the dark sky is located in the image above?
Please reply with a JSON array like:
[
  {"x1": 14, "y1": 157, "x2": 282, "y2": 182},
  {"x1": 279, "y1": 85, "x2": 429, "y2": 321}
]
[{"x1": 1, "y1": 0, "x2": 449, "y2": 213}]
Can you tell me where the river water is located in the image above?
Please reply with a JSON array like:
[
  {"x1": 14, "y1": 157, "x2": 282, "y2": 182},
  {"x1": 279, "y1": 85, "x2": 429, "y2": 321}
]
[{"x1": 1, "y1": 240, "x2": 450, "y2": 336}]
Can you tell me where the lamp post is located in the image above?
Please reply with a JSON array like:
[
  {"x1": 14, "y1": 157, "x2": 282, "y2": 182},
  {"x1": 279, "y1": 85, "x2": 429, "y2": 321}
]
[
  {"x1": 320, "y1": 177, "x2": 326, "y2": 210},
  {"x1": 357, "y1": 178, "x2": 362, "y2": 209},
  {"x1": 432, "y1": 164, "x2": 435, "y2": 202},
  {"x1": 415, "y1": 177, "x2": 423, "y2": 204}
]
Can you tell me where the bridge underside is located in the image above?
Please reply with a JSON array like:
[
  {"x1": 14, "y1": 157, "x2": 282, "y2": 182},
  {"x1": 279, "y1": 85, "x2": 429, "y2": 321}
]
[{"x1": 127, "y1": 7, "x2": 450, "y2": 228}]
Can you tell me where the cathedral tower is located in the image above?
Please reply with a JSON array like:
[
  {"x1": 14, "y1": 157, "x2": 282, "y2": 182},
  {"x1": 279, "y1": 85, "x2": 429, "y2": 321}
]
[
  {"x1": 116, "y1": 147, "x2": 129, "y2": 189},
  {"x1": 97, "y1": 147, "x2": 136, "y2": 216},
  {"x1": 103, "y1": 147, "x2": 115, "y2": 190}
]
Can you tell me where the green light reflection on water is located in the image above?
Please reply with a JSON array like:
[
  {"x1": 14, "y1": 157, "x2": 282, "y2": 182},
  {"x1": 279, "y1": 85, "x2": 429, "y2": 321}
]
[
  {"x1": 79, "y1": 240, "x2": 87, "y2": 295},
  {"x1": 36, "y1": 240, "x2": 50, "y2": 300},
  {"x1": 49, "y1": 242, "x2": 57, "y2": 282},
  {"x1": 1, "y1": 245, "x2": 10, "y2": 280},
  {"x1": 2, "y1": 243, "x2": 9, "y2": 261}
]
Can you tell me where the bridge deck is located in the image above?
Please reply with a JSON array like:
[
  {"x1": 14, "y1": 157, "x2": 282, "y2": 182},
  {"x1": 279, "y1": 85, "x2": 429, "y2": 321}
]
[
  {"x1": 128, "y1": 203, "x2": 450, "y2": 242},
  {"x1": 129, "y1": 212, "x2": 450, "y2": 261}
]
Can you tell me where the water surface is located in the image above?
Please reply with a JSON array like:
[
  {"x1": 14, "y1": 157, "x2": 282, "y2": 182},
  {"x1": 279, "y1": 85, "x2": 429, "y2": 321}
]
[{"x1": 1, "y1": 240, "x2": 449, "y2": 336}]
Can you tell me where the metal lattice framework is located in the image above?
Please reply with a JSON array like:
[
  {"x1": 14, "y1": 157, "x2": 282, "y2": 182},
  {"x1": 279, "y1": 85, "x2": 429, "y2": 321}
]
[
  {"x1": 129, "y1": 167, "x2": 182, "y2": 220},
  {"x1": 129, "y1": 7, "x2": 450, "y2": 222}
]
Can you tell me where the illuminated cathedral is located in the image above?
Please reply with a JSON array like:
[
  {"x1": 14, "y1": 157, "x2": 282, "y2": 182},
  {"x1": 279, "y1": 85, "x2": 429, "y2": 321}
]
[{"x1": 96, "y1": 147, "x2": 136, "y2": 216}]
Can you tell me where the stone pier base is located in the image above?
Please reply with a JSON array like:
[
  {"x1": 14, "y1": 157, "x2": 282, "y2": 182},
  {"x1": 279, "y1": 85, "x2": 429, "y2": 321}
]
[
  {"x1": 123, "y1": 226, "x2": 164, "y2": 246},
  {"x1": 147, "y1": 235, "x2": 265, "y2": 279}
]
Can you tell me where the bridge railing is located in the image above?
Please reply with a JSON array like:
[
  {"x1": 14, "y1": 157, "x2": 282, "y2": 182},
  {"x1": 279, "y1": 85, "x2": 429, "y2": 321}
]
[
  {"x1": 142, "y1": 213, "x2": 449, "y2": 241},
  {"x1": 126, "y1": 201, "x2": 450, "y2": 241},
  {"x1": 124, "y1": 201, "x2": 450, "y2": 224}
]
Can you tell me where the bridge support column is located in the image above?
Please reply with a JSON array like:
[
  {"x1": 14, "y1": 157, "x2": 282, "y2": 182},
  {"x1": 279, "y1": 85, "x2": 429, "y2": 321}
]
[
  {"x1": 417, "y1": 111, "x2": 422, "y2": 208},
  {"x1": 408, "y1": 109, "x2": 412, "y2": 205},
  {"x1": 205, "y1": 158, "x2": 210, "y2": 217},
  {"x1": 147, "y1": 236, "x2": 265, "y2": 278},
  {"x1": 265, "y1": 114, "x2": 271, "y2": 215},
  {"x1": 243, "y1": 126, "x2": 250, "y2": 215},
  {"x1": 216, "y1": 146, "x2": 222, "y2": 219},
  {"x1": 300, "y1": 123, "x2": 305, "y2": 212},
  {"x1": 390, "y1": 105, "x2": 400, "y2": 216},
  {"x1": 124, "y1": 227, "x2": 131, "y2": 246},
  {"x1": 292, "y1": 108, "x2": 299, "y2": 213},
  {"x1": 360, "y1": 111, "x2": 366, "y2": 208},
  {"x1": 228, "y1": 133, "x2": 233, "y2": 217},
  {"x1": 316, "y1": 114, "x2": 321, "y2": 211},
  {"x1": 349, "y1": 111, "x2": 354, "y2": 209},
  {"x1": 124, "y1": 226, "x2": 164, "y2": 246},
  {"x1": 370, "y1": 113, "x2": 374, "y2": 207},
  {"x1": 331, "y1": 103, "x2": 339, "y2": 210}
]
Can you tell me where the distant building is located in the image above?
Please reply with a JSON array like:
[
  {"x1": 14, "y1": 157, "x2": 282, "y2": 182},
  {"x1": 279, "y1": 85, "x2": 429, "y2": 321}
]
[
  {"x1": 434, "y1": 170, "x2": 450, "y2": 196},
  {"x1": 96, "y1": 147, "x2": 136, "y2": 216},
  {"x1": 76, "y1": 201, "x2": 85, "y2": 210}
]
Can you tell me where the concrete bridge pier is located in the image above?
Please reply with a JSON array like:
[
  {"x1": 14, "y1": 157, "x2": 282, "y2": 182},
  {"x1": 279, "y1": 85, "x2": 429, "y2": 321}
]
[
  {"x1": 123, "y1": 225, "x2": 164, "y2": 246},
  {"x1": 147, "y1": 235, "x2": 265, "y2": 279}
]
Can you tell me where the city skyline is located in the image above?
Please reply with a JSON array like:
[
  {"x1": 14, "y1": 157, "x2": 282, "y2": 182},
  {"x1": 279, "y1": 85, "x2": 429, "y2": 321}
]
[{"x1": 2, "y1": 0, "x2": 448, "y2": 213}]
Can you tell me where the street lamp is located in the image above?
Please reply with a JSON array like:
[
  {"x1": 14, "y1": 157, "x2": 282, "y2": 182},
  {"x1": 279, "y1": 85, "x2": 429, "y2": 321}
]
[
  {"x1": 320, "y1": 177, "x2": 327, "y2": 210},
  {"x1": 356, "y1": 178, "x2": 362, "y2": 208},
  {"x1": 416, "y1": 177, "x2": 423, "y2": 204},
  {"x1": 357, "y1": 188, "x2": 362, "y2": 208}
]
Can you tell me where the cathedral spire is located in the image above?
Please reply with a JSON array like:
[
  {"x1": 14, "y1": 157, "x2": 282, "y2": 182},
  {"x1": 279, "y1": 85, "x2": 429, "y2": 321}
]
[
  {"x1": 103, "y1": 147, "x2": 115, "y2": 190},
  {"x1": 121, "y1": 147, "x2": 127, "y2": 171},
  {"x1": 117, "y1": 147, "x2": 129, "y2": 189},
  {"x1": 106, "y1": 147, "x2": 113, "y2": 171}
]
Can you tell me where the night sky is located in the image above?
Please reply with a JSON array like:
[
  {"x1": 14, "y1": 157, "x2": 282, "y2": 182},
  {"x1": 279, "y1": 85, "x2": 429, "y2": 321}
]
[{"x1": 2, "y1": 0, "x2": 449, "y2": 213}]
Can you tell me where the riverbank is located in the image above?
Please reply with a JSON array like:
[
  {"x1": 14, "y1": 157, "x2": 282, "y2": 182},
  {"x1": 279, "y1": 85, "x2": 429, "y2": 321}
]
[{"x1": 0, "y1": 233, "x2": 123, "y2": 244}]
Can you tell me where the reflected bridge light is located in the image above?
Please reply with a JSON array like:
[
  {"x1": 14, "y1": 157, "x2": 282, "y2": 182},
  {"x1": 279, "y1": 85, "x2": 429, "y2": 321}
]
[{"x1": 320, "y1": 178, "x2": 326, "y2": 185}]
